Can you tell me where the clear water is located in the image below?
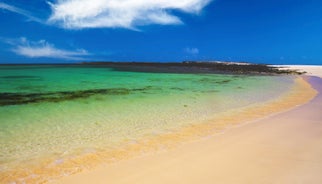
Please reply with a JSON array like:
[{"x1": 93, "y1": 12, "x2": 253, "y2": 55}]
[{"x1": 0, "y1": 65, "x2": 294, "y2": 182}]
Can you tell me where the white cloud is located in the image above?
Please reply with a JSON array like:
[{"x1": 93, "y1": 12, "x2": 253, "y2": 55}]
[
  {"x1": 48, "y1": 0, "x2": 211, "y2": 29},
  {"x1": 0, "y1": 2, "x2": 43, "y2": 23},
  {"x1": 184, "y1": 47, "x2": 199, "y2": 55},
  {"x1": 12, "y1": 37, "x2": 89, "y2": 60}
]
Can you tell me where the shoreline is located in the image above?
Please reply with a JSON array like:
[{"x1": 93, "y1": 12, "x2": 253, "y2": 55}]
[
  {"x1": 1, "y1": 65, "x2": 320, "y2": 183},
  {"x1": 52, "y1": 72, "x2": 320, "y2": 183},
  {"x1": 273, "y1": 64, "x2": 322, "y2": 78}
]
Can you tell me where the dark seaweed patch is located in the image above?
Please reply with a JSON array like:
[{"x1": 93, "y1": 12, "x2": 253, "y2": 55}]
[
  {"x1": 198, "y1": 78, "x2": 214, "y2": 82},
  {"x1": 170, "y1": 87, "x2": 185, "y2": 91},
  {"x1": 1, "y1": 76, "x2": 41, "y2": 80},
  {"x1": 216, "y1": 79, "x2": 231, "y2": 84},
  {"x1": 200, "y1": 89, "x2": 219, "y2": 93},
  {"x1": 0, "y1": 87, "x2": 156, "y2": 106},
  {"x1": 198, "y1": 78, "x2": 233, "y2": 85}
]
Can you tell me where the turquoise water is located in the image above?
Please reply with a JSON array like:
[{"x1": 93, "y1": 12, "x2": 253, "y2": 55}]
[{"x1": 0, "y1": 65, "x2": 294, "y2": 182}]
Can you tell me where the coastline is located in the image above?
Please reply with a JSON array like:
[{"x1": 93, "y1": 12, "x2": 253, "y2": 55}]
[
  {"x1": 53, "y1": 66, "x2": 321, "y2": 184},
  {"x1": 0, "y1": 65, "x2": 302, "y2": 183},
  {"x1": 273, "y1": 65, "x2": 322, "y2": 78}
]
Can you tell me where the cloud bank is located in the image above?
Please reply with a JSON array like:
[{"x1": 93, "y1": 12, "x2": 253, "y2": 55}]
[
  {"x1": 48, "y1": 0, "x2": 211, "y2": 29},
  {"x1": 12, "y1": 37, "x2": 89, "y2": 60}
]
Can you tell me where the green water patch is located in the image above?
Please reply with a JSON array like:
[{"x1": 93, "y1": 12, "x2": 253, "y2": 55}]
[
  {"x1": 0, "y1": 86, "x2": 158, "y2": 106},
  {"x1": 15, "y1": 85, "x2": 47, "y2": 91}
]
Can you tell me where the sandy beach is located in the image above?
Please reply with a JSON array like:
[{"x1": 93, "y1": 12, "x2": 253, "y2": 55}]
[
  {"x1": 52, "y1": 65, "x2": 322, "y2": 184},
  {"x1": 274, "y1": 65, "x2": 322, "y2": 78},
  {"x1": 2, "y1": 0, "x2": 321, "y2": 182}
]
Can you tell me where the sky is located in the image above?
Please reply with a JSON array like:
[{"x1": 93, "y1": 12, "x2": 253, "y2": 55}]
[{"x1": 0, "y1": 0, "x2": 322, "y2": 64}]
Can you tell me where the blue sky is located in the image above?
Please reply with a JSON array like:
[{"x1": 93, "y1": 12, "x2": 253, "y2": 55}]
[{"x1": 0, "y1": 0, "x2": 322, "y2": 64}]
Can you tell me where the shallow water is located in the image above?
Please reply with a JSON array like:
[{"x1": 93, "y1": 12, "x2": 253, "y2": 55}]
[{"x1": 0, "y1": 65, "x2": 294, "y2": 182}]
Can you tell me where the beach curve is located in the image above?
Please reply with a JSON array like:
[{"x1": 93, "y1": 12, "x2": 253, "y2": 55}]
[{"x1": 53, "y1": 73, "x2": 321, "y2": 184}]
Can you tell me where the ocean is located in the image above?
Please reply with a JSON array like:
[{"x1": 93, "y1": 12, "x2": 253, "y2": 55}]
[{"x1": 0, "y1": 65, "x2": 294, "y2": 183}]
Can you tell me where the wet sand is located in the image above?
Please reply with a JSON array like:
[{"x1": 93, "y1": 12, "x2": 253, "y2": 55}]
[{"x1": 53, "y1": 73, "x2": 322, "y2": 184}]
